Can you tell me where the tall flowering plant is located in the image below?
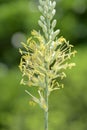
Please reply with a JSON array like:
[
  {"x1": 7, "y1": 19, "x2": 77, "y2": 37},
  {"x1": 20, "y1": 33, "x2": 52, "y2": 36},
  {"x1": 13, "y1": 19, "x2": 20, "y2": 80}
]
[{"x1": 19, "y1": 0, "x2": 76, "y2": 130}]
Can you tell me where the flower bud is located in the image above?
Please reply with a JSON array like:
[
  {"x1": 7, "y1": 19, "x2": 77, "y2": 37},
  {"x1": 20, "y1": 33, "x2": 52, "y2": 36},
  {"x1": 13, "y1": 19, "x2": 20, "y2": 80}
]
[
  {"x1": 49, "y1": 1, "x2": 52, "y2": 6},
  {"x1": 38, "y1": 20, "x2": 44, "y2": 28},
  {"x1": 52, "y1": 1, "x2": 56, "y2": 8},
  {"x1": 38, "y1": 20, "x2": 47, "y2": 33},
  {"x1": 40, "y1": 15, "x2": 45, "y2": 21},
  {"x1": 44, "y1": 5, "x2": 48, "y2": 12},
  {"x1": 52, "y1": 29, "x2": 60, "y2": 40},
  {"x1": 38, "y1": 6, "x2": 43, "y2": 13},
  {"x1": 52, "y1": 9, "x2": 56, "y2": 16},
  {"x1": 39, "y1": 0, "x2": 44, "y2": 6},
  {"x1": 52, "y1": 19, "x2": 57, "y2": 29}
]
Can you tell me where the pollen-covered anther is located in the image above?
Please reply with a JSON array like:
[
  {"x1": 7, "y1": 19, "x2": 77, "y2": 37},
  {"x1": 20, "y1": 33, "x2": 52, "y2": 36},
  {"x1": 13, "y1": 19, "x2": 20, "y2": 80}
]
[
  {"x1": 27, "y1": 37, "x2": 32, "y2": 44},
  {"x1": 61, "y1": 72, "x2": 66, "y2": 79},
  {"x1": 68, "y1": 63, "x2": 76, "y2": 69},
  {"x1": 58, "y1": 36, "x2": 66, "y2": 43},
  {"x1": 61, "y1": 84, "x2": 64, "y2": 88},
  {"x1": 20, "y1": 79, "x2": 26, "y2": 85},
  {"x1": 19, "y1": 48, "x2": 23, "y2": 55},
  {"x1": 29, "y1": 100, "x2": 36, "y2": 106},
  {"x1": 72, "y1": 50, "x2": 77, "y2": 57}
]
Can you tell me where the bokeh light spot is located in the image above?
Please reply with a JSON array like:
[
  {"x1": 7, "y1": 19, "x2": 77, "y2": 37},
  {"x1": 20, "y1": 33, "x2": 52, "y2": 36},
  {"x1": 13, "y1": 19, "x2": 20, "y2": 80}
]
[{"x1": 11, "y1": 32, "x2": 27, "y2": 48}]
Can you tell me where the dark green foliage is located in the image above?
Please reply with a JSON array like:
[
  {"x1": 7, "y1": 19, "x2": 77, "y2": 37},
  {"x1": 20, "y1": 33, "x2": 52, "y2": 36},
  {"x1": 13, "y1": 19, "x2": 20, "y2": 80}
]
[
  {"x1": 0, "y1": 0, "x2": 39, "y2": 67},
  {"x1": 55, "y1": 0, "x2": 87, "y2": 44}
]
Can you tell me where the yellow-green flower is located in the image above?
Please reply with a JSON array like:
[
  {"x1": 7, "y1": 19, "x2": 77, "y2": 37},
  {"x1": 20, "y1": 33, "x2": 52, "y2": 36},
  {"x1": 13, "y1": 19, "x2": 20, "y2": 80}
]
[
  {"x1": 19, "y1": 1, "x2": 76, "y2": 130},
  {"x1": 19, "y1": 30, "x2": 76, "y2": 96}
]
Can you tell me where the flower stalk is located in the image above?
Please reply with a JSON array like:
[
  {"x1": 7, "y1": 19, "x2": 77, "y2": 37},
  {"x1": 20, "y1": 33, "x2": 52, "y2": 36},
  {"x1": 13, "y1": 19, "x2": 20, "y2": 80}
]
[
  {"x1": 44, "y1": 72, "x2": 49, "y2": 130},
  {"x1": 19, "y1": 0, "x2": 76, "y2": 130}
]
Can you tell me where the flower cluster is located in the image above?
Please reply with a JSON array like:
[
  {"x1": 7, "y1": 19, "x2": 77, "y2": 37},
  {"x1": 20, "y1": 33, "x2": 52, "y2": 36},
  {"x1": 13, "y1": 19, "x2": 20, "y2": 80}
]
[
  {"x1": 38, "y1": 0, "x2": 60, "y2": 41},
  {"x1": 19, "y1": 30, "x2": 76, "y2": 110}
]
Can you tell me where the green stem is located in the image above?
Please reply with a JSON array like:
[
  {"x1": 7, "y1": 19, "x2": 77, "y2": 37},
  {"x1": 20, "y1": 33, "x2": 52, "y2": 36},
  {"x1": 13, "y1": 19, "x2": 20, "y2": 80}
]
[
  {"x1": 44, "y1": 108, "x2": 48, "y2": 130},
  {"x1": 44, "y1": 75, "x2": 48, "y2": 130}
]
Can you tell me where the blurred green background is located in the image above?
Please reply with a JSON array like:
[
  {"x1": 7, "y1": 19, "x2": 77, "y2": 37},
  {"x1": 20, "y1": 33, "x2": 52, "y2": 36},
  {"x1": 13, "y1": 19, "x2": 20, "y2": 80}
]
[{"x1": 0, "y1": 0, "x2": 87, "y2": 130}]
